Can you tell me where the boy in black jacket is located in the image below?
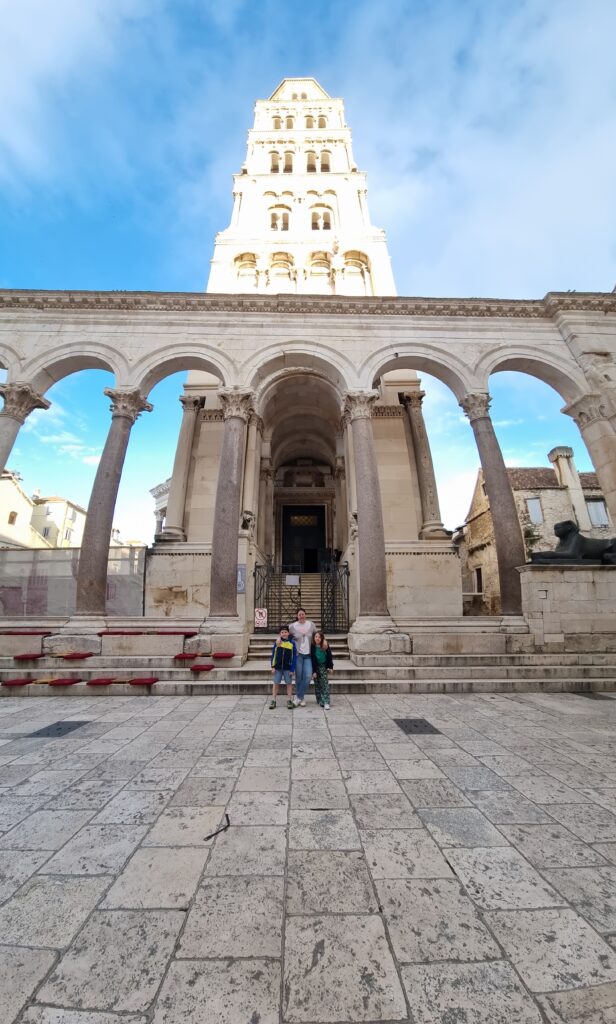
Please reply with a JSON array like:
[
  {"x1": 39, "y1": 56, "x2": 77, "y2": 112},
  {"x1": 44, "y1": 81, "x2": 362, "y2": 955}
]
[{"x1": 270, "y1": 626, "x2": 297, "y2": 710}]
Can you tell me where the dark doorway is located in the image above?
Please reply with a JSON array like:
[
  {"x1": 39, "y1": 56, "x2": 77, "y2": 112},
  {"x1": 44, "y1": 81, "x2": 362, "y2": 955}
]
[{"x1": 282, "y1": 505, "x2": 326, "y2": 571}]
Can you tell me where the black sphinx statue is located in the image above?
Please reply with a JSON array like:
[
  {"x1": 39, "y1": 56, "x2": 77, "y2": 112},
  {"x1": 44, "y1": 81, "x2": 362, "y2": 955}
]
[{"x1": 530, "y1": 520, "x2": 616, "y2": 565}]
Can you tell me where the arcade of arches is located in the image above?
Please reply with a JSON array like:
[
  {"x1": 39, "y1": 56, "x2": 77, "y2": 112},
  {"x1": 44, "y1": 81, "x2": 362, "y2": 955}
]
[{"x1": 1, "y1": 289, "x2": 616, "y2": 661}]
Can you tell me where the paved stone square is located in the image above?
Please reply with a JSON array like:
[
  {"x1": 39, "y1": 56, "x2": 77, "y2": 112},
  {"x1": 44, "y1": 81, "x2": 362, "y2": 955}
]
[{"x1": 2, "y1": 691, "x2": 616, "y2": 1023}]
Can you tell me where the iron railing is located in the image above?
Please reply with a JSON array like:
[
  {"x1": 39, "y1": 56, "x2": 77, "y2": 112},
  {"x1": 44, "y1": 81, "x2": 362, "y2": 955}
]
[
  {"x1": 320, "y1": 561, "x2": 350, "y2": 633},
  {"x1": 253, "y1": 563, "x2": 301, "y2": 633}
]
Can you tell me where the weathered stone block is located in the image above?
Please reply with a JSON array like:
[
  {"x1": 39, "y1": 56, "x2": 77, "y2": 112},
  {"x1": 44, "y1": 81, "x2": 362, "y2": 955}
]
[{"x1": 43, "y1": 634, "x2": 101, "y2": 656}]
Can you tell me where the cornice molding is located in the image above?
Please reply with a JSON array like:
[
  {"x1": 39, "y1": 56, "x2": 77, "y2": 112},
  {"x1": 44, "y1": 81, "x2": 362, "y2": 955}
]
[{"x1": 1, "y1": 289, "x2": 614, "y2": 319}]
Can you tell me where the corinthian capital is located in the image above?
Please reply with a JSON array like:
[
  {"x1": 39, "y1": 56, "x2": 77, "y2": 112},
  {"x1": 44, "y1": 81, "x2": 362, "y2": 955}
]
[
  {"x1": 0, "y1": 383, "x2": 50, "y2": 423},
  {"x1": 343, "y1": 389, "x2": 379, "y2": 422},
  {"x1": 562, "y1": 393, "x2": 610, "y2": 427},
  {"x1": 459, "y1": 392, "x2": 491, "y2": 422},
  {"x1": 105, "y1": 388, "x2": 153, "y2": 423},
  {"x1": 179, "y1": 395, "x2": 202, "y2": 415},
  {"x1": 218, "y1": 387, "x2": 254, "y2": 423},
  {"x1": 399, "y1": 390, "x2": 425, "y2": 411}
]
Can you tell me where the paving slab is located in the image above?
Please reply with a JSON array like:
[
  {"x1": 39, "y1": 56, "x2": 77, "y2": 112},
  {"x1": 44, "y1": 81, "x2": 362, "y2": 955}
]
[
  {"x1": 0, "y1": 874, "x2": 110, "y2": 947},
  {"x1": 536, "y1": 980, "x2": 616, "y2": 1023},
  {"x1": 361, "y1": 827, "x2": 454, "y2": 879},
  {"x1": 0, "y1": 848, "x2": 51, "y2": 901},
  {"x1": 226, "y1": 790, "x2": 288, "y2": 825},
  {"x1": 446, "y1": 845, "x2": 566, "y2": 909},
  {"x1": 0, "y1": 809, "x2": 94, "y2": 850},
  {"x1": 501, "y1": 822, "x2": 610, "y2": 868},
  {"x1": 289, "y1": 808, "x2": 361, "y2": 849},
  {"x1": 542, "y1": 866, "x2": 616, "y2": 932},
  {"x1": 401, "y1": 960, "x2": 543, "y2": 1023},
  {"x1": 418, "y1": 807, "x2": 509, "y2": 847},
  {"x1": 401, "y1": 777, "x2": 471, "y2": 807},
  {"x1": 205, "y1": 824, "x2": 287, "y2": 873},
  {"x1": 20, "y1": 1010, "x2": 148, "y2": 1023},
  {"x1": 349, "y1": 791, "x2": 422, "y2": 828},
  {"x1": 178, "y1": 875, "x2": 284, "y2": 957},
  {"x1": 143, "y1": 805, "x2": 225, "y2": 846},
  {"x1": 151, "y1": 959, "x2": 281, "y2": 1024},
  {"x1": 486, "y1": 906, "x2": 616, "y2": 992},
  {"x1": 169, "y1": 775, "x2": 235, "y2": 804},
  {"x1": 42, "y1": 824, "x2": 148, "y2": 875},
  {"x1": 2, "y1": 944, "x2": 57, "y2": 1024},
  {"x1": 101, "y1": 846, "x2": 209, "y2": 909},
  {"x1": 39, "y1": 909, "x2": 184, "y2": 1012},
  {"x1": 287, "y1": 850, "x2": 377, "y2": 914},
  {"x1": 283, "y1": 914, "x2": 407, "y2": 1022},
  {"x1": 376, "y1": 877, "x2": 500, "y2": 963}
]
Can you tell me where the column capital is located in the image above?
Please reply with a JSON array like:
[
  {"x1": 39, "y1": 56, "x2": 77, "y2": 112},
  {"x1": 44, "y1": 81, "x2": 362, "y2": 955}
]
[
  {"x1": 104, "y1": 388, "x2": 153, "y2": 423},
  {"x1": 179, "y1": 394, "x2": 202, "y2": 414},
  {"x1": 343, "y1": 389, "x2": 379, "y2": 422},
  {"x1": 399, "y1": 389, "x2": 426, "y2": 410},
  {"x1": 218, "y1": 387, "x2": 255, "y2": 423},
  {"x1": 562, "y1": 393, "x2": 610, "y2": 427},
  {"x1": 459, "y1": 392, "x2": 491, "y2": 422},
  {"x1": 0, "y1": 383, "x2": 50, "y2": 423}
]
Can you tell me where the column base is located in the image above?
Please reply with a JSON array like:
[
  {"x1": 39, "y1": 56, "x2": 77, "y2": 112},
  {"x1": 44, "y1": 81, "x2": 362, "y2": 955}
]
[
  {"x1": 419, "y1": 522, "x2": 451, "y2": 540},
  {"x1": 155, "y1": 528, "x2": 187, "y2": 542},
  {"x1": 348, "y1": 615, "x2": 412, "y2": 662},
  {"x1": 185, "y1": 616, "x2": 249, "y2": 663}
]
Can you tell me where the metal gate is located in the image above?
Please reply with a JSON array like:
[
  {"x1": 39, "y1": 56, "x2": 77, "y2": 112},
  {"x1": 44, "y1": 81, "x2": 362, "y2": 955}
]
[
  {"x1": 254, "y1": 562, "x2": 350, "y2": 634},
  {"x1": 320, "y1": 561, "x2": 350, "y2": 633}
]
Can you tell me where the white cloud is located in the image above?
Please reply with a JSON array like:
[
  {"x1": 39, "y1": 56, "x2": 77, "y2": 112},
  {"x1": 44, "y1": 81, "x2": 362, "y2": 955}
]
[{"x1": 82, "y1": 454, "x2": 101, "y2": 466}]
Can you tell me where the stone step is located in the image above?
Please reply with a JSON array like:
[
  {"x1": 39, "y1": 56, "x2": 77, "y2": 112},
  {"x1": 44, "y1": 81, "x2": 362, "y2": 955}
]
[{"x1": 3, "y1": 678, "x2": 616, "y2": 698}]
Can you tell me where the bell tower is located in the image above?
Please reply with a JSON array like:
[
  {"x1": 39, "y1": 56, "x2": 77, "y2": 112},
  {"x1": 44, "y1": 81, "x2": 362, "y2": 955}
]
[{"x1": 207, "y1": 77, "x2": 396, "y2": 296}]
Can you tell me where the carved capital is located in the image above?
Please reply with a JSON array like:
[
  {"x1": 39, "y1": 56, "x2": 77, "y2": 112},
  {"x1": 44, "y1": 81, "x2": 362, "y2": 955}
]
[
  {"x1": 105, "y1": 388, "x2": 153, "y2": 423},
  {"x1": 399, "y1": 390, "x2": 425, "y2": 411},
  {"x1": 342, "y1": 389, "x2": 379, "y2": 422},
  {"x1": 459, "y1": 392, "x2": 491, "y2": 422},
  {"x1": 179, "y1": 395, "x2": 202, "y2": 415},
  {"x1": 218, "y1": 387, "x2": 254, "y2": 423},
  {"x1": 0, "y1": 383, "x2": 50, "y2": 423},
  {"x1": 562, "y1": 393, "x2": 610, "y2": 427}
]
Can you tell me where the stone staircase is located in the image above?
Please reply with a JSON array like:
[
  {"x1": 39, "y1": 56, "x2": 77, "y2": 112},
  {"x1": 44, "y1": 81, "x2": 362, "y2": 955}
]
[{"x1": 2, "y1": 618, "x2": 616, "y2": 696}]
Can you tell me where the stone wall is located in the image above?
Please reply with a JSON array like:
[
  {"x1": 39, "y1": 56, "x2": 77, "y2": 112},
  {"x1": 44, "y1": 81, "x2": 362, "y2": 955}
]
[
  {"x1": 519, "y1": 563, "x2": 616, "y2": 651},
  {"x1": 386, "y1": 543, "x2": 462, "y2": 618},
  {"x1": 144, "y1": 549, "x2": 211, "y2": 618}
]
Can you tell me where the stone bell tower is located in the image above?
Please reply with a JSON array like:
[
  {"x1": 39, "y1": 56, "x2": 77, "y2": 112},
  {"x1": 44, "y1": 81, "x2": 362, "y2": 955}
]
[{"x1": 207, "y1": 77, "x2": 397, "y2": 296}]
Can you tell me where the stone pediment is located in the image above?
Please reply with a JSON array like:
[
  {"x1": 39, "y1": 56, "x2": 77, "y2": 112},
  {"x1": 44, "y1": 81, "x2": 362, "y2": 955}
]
[{"x1": 268, "y1": 78, "x2": 331, "y2": 101}]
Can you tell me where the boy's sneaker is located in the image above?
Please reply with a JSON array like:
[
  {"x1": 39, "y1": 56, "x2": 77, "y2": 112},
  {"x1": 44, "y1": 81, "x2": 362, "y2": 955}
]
[
  {"x1": 287, "y1": 699, "x2": 294, "y2": 710},
  {"x1": 292, "y1": 696, "x2": 300, "y2": 706},
  {"x1": 269, "y1": 700, "x2": 276, "y2": 710},
  {"x1": 299, "y1": 699, "x2": 306, "y2": 707},
  {"x1": 324, "y1": 703, "x2": 330, "y2": 710}
]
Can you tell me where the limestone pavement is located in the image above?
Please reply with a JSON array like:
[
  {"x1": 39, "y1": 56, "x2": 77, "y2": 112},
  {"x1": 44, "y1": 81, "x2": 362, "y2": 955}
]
[{"x1": 1, "y1": 690, "x2": 616, "y2": 1023}]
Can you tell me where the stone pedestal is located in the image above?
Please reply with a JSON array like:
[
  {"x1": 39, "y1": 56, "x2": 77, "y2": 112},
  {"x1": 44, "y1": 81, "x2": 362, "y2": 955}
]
[
  {"x1": 348, "y1": 615, "x2": 412, "y2": 666},
  {"x1": 519, "y1": 563, "x2": 616, "y2": 652}
]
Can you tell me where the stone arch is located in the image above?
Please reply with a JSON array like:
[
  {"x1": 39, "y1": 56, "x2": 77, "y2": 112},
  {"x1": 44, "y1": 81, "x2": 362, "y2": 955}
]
[
  {"x1": 361, "y1": 345, "x2": 475, "y2": 401},
  {"x1": 133, "y1": 348, "x2": 231, "y2": 397},
  {"x1": 244, "y1": 343, "x2": 356, "y2": 395},
  {"x1": 476, "y1": 349, "x2": 588, "y2": 404},
  {"x1": 0, "y1": 342, "x2": 22, "y2": 382},
  {"x1": 20, "y1": 344, "x2": 126, "y2": 396}
]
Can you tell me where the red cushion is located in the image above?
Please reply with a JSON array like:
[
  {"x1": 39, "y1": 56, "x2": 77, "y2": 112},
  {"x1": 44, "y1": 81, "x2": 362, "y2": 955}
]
[
  {"x1": 1, "y1": 630, "x2": 51, "y2": 636},
  {"x1": 128, "y1": 677, "x2": 158, "y2": 686},
  {"x1": 87, "y1": 677, "x2": 116, "y2": 686},
  {"x1": 2, "y1": 678, "x2": 30, "y2": 687},
  {"x1": 212, "y1": 652, "x2": 235, "y2": 659},
  {"x1": 13, "y1": 653, "x2": 43, "y2": 661},
  {"x1": 48, "y1": 678, "x2": 81, "y2": 687},
  {"x1": 174, "y1": 652, "x2": 198, "y2": 660},
  {"x1": 190, "y1": 664, "x2": 214, "y2": 672},
  {"x1": 62, "y1": 652, "x2": 94, "y2": 660}
]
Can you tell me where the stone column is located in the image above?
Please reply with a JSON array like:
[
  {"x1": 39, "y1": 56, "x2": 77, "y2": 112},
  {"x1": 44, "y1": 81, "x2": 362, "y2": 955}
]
[
  {"x1": 334, "y1": 456, "x2": 347, "y2": 551},
  {"x1": 399, "y1": 390, "x2": 448, "y2": 538},
  {"x1": 460, "y1": 392, "x2": 526, "y2": 615},
  {"x1": 161, "y1": 395, "x2": 201, "y2": 540},
  {"x1": 209, "y1": 388, "x2": 254, "y2": 616},
  {"x1": 76, "y1": 388, "x2": 152, "y2": 615},
  {"x1": 343, "y1": 417, "x2": 358, "y2": 533},
  {"x1": 562, "y1": 394, "x2": 616, "y2": 525},
  {"x1": 343, "y1": 390, "x2": 389, "y2": 617},
  {"x1": 241, "y1": 413, "x2": 262, "y2": 519},
  {"x1": 0, "y1": 383, "x2": 50, "y2": 473}
]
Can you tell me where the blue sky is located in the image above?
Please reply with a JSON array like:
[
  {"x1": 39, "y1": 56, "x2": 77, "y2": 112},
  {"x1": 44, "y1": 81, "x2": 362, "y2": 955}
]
[{"x1": 1, "y1": 0, "x2": 615, "y2": 540}]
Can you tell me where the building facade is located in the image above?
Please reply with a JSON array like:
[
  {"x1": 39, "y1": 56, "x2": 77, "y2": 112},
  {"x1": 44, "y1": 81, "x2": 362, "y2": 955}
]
[
  {"x1": 0, "y1": 81, "x2": 615, "y2": 662},
  {"x1": 457, "y1": 445, "x2": 613, "y2": 614}
]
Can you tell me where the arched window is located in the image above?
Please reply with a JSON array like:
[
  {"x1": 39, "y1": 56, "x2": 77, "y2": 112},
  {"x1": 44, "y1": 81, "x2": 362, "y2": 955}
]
[
  {"x1": 320, "y1": 150, "x2": 331, "y2": 172},
  {"x1": 283, "y1": 152, "x2": 293, "y2": 173},
  {"x1": 270, "y1": 151, "x2": 280, "y2": 173},
  {"x1": 234, "y1": 253, "x2": 258, "y2": 291},
  {"x1": 307, "y1": 252, "x2": 332, "y2": 294},
  {"x1": 270, "y1": 206, "x2": 290, "y2": 231},
  {"x1": 7, "y1": 511, "x2": 17, "y2": 525},
  {"x1": 273, "y1": 116, "x2": 281, "y2": 130},
  {"x1": 270, "y1": 252, "x2": 295, "y2": 293},
  {"x1": 286, "y1": 116, "x2": 294, "y2": 129},
  {"x1": 342, "y1": 251, "x2": 372, "y2": 296},
  {"x1": 301, "y1": 92, "x2": 307, "y2": 99},
  {"x1": 318, "y1": 115, "x2": 327, "y2": 128},
  {"x1": 306, "y1": 151, "x2": 317, "y2": 173},
  {"x1": 305, "y1": 115, "x2": 314, "y2": 129},
  {"x1": 310, "y1": 206, "x2": 332, "y2": 231},
  {"x1": 292, "y1": 93, "x2": 298, "y2": 100}
]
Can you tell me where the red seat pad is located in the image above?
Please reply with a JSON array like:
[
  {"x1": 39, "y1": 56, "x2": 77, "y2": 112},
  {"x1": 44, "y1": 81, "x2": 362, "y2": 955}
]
[
  {"x1": 128, "y1": 677, "x2": 158, "y2": 686},
  {"x1": 190, "y1": 664, "x2": 214, "y2": 672},
  {"x1": 87, "y1": 678, "x2": 116, "y2": 686},
  {"x1": 13, "y1": 653, "x2": 43, "y2": 661},
  {"x1": 62, "y1": 652, "x2": 94, "y2": 660},
  {"x1": 212, "y1": 652, "x2": 235, "y2": 659},
  {"x1": 2, "y1": 678, "x2": 30, "y2": 687},
  {"x1": 174, "y1": 653, "x2": 198, "y2": 660},
  {"x1": 48, "y1": 678, "x2": 81, "y2": 686}
]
